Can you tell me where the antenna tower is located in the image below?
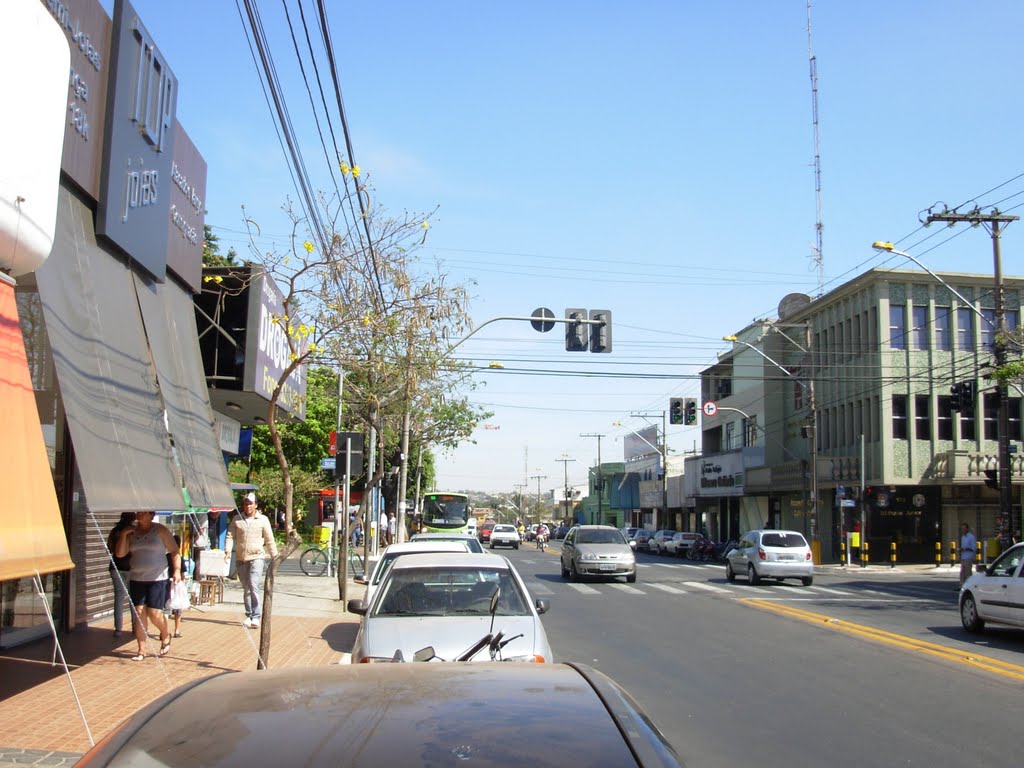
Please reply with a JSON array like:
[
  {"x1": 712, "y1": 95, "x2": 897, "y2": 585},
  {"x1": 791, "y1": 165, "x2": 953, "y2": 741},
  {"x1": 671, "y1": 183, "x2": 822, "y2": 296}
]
[{"x1": 807, "y1": 0, "x2": 824, "y2": 295}]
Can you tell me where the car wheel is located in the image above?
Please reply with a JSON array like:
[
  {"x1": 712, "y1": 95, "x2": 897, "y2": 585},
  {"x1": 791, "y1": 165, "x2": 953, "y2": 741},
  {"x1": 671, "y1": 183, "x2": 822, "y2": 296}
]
[
  {"x1": 960, "y1": 593, "x2": 985, "y2": 633},
  {"x1": 514, "y1": 543, "x2": 519, "y2": 550},
  {"x1": 570, "y1": 561, "x2": 580, "y2": 583},
  {"x1": 801, "y1": 576, "x2": 813, "y2": 587},
  {"x1": 489, "y1": 542, "x2": 495, "y2": 549},
  {"x1": 725, "y1": 561, "x2": 736, "y2": 581},
  {"x1": 561, "y1": 558, "x2": 569, "y2": 579},
  {"x1": 626, "y1": 572, "x2": 637, "y2": 584},
  {"x1": 746, "y1": 564, "x2": 760, "y2": 586}
]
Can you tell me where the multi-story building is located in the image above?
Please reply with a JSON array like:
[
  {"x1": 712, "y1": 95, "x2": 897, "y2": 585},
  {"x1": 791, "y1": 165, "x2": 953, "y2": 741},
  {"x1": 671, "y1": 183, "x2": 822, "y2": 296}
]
[{"x1": 695, "y1": 267, "x2": 1023, "y2": 563}]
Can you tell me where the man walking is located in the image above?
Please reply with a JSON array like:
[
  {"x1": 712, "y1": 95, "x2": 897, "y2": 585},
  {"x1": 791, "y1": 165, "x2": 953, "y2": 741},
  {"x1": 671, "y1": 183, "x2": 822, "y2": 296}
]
[
  {"x1": 959, "y1": 522, "x2": 977, "y2": 587},
  {"x1": 225, "y1": 493, "x2": 278, "y2": 628}
]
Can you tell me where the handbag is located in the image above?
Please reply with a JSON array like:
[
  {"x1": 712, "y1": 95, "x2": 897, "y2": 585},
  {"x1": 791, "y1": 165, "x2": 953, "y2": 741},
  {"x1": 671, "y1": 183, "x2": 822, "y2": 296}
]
[{"x1": 167, "y1": 581, "x2": 191, "y2": 611}]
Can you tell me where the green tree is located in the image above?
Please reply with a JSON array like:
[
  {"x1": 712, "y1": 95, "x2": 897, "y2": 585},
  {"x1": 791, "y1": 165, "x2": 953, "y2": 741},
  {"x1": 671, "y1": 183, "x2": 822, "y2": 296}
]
[{"x1": 203, "y1": 224, "x2": 238, "y2": 267}]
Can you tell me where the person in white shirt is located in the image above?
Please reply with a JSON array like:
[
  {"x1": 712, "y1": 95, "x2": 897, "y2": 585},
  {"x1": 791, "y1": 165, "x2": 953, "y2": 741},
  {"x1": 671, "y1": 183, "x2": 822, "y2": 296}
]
[
  {"x1": 225, "y1": 494, "x2": 278, "y2": 628},
  {"x1": 959, "y1": 522, "x2": 977, "y2": 587}
]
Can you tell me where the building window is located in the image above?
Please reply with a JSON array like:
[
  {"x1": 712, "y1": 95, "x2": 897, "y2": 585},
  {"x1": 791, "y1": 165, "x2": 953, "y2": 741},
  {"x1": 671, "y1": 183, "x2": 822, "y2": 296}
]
[
  {"x1": 915, "y1": 394, "x2": 930, "y2": 439},
  {"x1": 716, "y1": 376, "x2": 732, "y2": 399},
  {"x1": 743, "y1": 415, "x2": 758, "y2": 447},
  {"x1": 981, "y1": 309, "x2": 996, "y2": 350},
  {"x1": 957, "y1": 308, "x2": 974, "y2": 351},
  {"x1": 1012, "y1": 398, "x2": 1022, "y2": 441},
  {"x1": 838, "y1": 404, "x2": 847, "y2": 446},
  {"x1": 935, "y1": 307, "x2": 951, "y2": 352},
  {"x1": 852, "y1": 314, "x2": 862, "y2": 355},
  {"x1": 822, "y1": 328, "x2": 830, "y2": 368},
  {"x1": 984, "y1": 392, "x2": 998, "y2": 440},
  {"x1": 854, "y1": 399, "x2": 863, "y2": 439},
  {"x1": 912, "y1": 306, "x2": 928, "y2": 350},
  {"x1": 725, "y1": 422, "x2": 736, "y2": 450},
  {"x1": 937, "y1": 395, "x2": 953, "y2": 440},
  {"x1": 892, "y1": 395, "x2": 908, "y2": 439},
  {"x1": 869, "y1": 307, "x2": 878, "y2": 348},
  {"x1": 1007, "y1": 310, "x2": 1020, "y2": 332},
  {"x1": 961, "y1": 402, "x2": 976, "y2": 441},
  {"x1": 889, "y1": 305, "x2": 906, "y2": 350}
]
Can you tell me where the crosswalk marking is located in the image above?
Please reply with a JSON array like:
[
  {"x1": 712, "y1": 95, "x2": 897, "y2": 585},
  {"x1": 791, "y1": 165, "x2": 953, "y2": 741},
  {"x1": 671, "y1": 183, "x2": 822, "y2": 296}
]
[
  {"x1": 608, "y1": 584, "x2": 645, "y2": 595},
  {"x1": 646, "y1": 583, "x2": 688, "y2": 595},
  {"x1": 529, "y1": 583, "x2": 555, "y2": 595},
  {"x1": 805, "y1": 586, "x2": 855, "y2": 595},
  {"x1": 682, "y1": 580, "x2": 733, "y2": 593},
  {"x1": 565, "y1": 583, "x2": 602, "y2": 595}
]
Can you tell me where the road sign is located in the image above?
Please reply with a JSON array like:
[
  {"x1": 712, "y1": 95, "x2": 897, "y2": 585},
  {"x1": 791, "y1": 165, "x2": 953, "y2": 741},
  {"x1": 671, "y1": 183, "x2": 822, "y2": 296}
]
[
  {"x1": 842, "y1": 499, "x2": 856, "y2": 508},
  {"x1": 531, "y1": 307, "x2": 555, "y2": 332},
  {"x1": 836, "y1": 484, "x2": 845, "y2": 498},
  {"x1": 320, "y1": 457, "x2": 336, "y2": 471},
  {"x1": 702, "y1": 401, "x2": 717, "y2": 417}
]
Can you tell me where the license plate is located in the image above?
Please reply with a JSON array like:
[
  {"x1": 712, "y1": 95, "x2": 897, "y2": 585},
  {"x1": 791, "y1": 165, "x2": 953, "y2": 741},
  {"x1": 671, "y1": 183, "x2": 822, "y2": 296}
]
[
  {"x1": 776, "y1": 554, "x2": 795, "y2": 561},
  {"x1": 599, "y1": 564, "x2": 617, "y2": 571}
]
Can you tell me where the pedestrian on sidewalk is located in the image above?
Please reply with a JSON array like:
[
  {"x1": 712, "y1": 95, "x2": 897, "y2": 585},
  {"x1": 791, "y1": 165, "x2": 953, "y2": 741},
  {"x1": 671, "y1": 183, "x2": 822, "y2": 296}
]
[
  {"x1": 106, "y1": 512, "x2": 135, "y2": 638},
  {"x1": 959, "y1": 522, "x2": 977, "y2": 587},
  {"x1": 387, "y1": 512, "x2": 396, "y2": 546},
  {"x1": 115, "y1": 511, "x2": 181, "y2": 660},
  {"x1": 225, "y1": 493, "x2": 278, "y2": 628}
]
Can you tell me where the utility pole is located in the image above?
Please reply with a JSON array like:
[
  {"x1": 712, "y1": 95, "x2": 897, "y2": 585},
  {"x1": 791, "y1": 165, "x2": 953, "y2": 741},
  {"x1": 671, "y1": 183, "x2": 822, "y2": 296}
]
[
  {"x1": 530, "y1": 474, "x2": 547, "y2": 519},
  {"x1": 927, "y1": 207, "x2": 1019, "y2": 541},
  {"x1": 513, "y1": 483, "x2": 527, "y2": 524},
  {"x1": 555, "y1": 456, "x2": 575, "y2": 524},
  {"x1": 580, "y1": 433, "x2": 605, "y2": 524},
  {"x1": 631, "y1": 411, "x2": 669, "y2": 531},
  {"x1": 805, "y1": 320, "x2": 819, "y2": 557}
]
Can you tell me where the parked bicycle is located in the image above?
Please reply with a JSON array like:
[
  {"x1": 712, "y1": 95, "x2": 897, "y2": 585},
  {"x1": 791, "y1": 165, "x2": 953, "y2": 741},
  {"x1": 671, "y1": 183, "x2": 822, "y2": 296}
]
[{"x1": 299, "y1": 540, "x2": 365, "y2": 578}]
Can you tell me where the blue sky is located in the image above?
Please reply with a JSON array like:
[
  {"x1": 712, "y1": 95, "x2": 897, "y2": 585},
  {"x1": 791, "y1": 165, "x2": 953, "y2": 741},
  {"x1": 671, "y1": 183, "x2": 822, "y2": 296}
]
[{"x1": 110, "y1": 1, "x2": 1024, "y2": 494}]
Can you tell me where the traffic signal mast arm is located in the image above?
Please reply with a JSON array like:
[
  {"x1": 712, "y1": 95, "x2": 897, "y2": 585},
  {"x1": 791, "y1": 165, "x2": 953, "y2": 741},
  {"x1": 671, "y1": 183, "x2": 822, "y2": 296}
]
[{"x1": 445, "y1": 313, "x2": 607, "y2": 354}]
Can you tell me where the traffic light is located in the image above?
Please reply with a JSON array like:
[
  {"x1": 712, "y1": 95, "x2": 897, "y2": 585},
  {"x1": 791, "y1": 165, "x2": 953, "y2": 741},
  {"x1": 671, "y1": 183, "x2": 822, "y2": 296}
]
[
  {"x1": 984, "y1": 468, "x2": 998, "y2": 490},
  {"x1": 949, "y1": 384, "x2": 962, "y2": 411},
  {"x1": 565, "y1": 308, "x2": 588, "y2": 351},
  {"x1": 961, "y1": 381, "x2": 976, "y2": 411},
  {"x1": 589, "y1": 309, "x2": 612, "y2": 353},
  {"x1": 684, "y1": 398, "x2": 698, "y2": 426},
  {"x1": 669, "y1": 397, "x2": 684, "y2": 425}
]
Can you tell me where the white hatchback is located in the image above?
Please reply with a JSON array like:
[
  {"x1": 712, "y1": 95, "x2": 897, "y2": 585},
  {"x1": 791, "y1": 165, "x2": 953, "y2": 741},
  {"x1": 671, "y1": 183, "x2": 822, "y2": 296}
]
[
  {"x1": 960, "y1": 543, "x2": 1024, "y2": 633},
  {"x1": 725, "y1": 529, "x2": 814, "y2": 586}
]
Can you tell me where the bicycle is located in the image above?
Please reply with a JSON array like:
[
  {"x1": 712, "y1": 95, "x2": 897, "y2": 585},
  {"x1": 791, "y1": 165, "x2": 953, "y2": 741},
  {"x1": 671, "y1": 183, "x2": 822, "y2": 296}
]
[{"x1": 299, "y1": 540, "x2": 366, "y2": 578}]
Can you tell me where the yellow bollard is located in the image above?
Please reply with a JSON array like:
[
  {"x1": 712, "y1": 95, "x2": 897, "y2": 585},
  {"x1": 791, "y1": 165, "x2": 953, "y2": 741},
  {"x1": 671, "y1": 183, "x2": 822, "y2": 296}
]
[
  {"x1": 840, "y1": 539, "x2": 847, "y2": 566},
  {"x1": 949, "y1": 540, "x2": 957, "y2": 568},
  {"x1": 890, "y1": 541, "x2": 897, "y2": 568},
  {"x1": 935, "y1": 540, "x2": 942, "y2": 568},
  {"x1": 861, "y1": 540, "x2": 870, "y2": 567}
]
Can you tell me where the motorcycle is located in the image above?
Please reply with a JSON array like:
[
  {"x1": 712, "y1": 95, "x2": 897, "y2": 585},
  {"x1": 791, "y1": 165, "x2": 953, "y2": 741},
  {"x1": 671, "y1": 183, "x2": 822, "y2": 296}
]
[{"x1": 536, "y1": 531, "x2": 548, "y2": 551}]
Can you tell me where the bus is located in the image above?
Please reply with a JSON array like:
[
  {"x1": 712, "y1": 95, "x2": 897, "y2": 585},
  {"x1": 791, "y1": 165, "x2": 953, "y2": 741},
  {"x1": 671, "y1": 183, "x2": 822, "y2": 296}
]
[{"x1": 420, "y1": 492, "x2": 471, "y2": 533}]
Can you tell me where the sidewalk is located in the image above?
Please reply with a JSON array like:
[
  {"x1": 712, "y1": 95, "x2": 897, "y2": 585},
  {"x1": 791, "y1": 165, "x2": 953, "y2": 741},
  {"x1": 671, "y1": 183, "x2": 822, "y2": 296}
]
[{"x1": 0, "y1": 560, "x2": 364, "y2": 764}]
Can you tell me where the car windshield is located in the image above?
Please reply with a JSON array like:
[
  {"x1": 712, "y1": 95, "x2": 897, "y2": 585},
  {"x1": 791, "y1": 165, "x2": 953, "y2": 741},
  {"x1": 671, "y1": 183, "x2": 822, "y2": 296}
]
[
  {"x1": 578, "y1": 529, "x2": 627, "y2": 545},
  {"x1": 373, "y1": 567, "x2": 528, "y2": 617},
  {"x1": 761, "y1": 532, "x2": 808, "y2": 548},
  {"x1": 411, "y1": 535, "x2": 484, "y2": 553}
]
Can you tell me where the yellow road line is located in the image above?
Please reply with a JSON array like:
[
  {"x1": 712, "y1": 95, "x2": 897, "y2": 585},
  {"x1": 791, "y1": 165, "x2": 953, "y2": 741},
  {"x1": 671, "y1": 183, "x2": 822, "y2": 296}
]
[{"x1": 742, "y1": 599, "x2": 1024, "y2": 681}]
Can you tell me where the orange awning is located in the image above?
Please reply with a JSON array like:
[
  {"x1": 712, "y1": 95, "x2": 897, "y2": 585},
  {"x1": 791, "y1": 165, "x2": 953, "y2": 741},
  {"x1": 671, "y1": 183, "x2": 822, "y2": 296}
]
[{"x1": 0, "y1": 274, "x2": 74, "y2": 580}]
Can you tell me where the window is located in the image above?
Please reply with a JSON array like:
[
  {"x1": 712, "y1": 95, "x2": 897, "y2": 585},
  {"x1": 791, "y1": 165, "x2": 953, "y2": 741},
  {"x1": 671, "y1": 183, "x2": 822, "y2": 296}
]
[
  {"x1": 892, "y1": 395, "x2": 908, "y2": 439},
  {"x1": 912, "y1": 306, "x2": 928, "y2": 350},
  {"x1": 957, "y1": 308, "x2": 974, "y2": 351},
  {"x1": 961, "y1": 402, "x2": 976, "y2": 441},
  {"x1": 743, "y1": 415, "x2": 758, "y2": 447},
  {"x1": 853, "y1": 314, "x2": 862, "y2": 355},
  {"x1": 889, "y1": 305, "x2": 906, "y2": 350},
  {"x1": 915, "y1": 395, "x2": 931, "y2": 439},
  {"x1": 724, "y1": 422, "x2": 736, "y2": 450},
  {"x1": 935, "y1": 307, "x2": 952, "y2": 352},
  {"x1": 984, "y1": 392, "x2": 998, "y2": 440},
  {"x1": 1012, "y1": 398, "x2": 1022, "y2": 441},
  {"x1": 1008, "y1": 310, "x2": 1020, "y2": 331},
  {"x1": 982, "y1": 309, "x2": 996, "y2": 350},
  {"x1": 937, "y1": 396, "x2": 953, "y2": 440}
]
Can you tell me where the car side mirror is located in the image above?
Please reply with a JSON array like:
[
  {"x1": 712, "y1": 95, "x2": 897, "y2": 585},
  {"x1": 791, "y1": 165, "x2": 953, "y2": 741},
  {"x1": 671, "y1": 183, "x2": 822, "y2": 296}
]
[
  {"x1": 347, "y1": 599, "x2": 368, "y2": 615},
  {"x1": 535, "y1": 598, "x2": 550, "y2": 615},
  {"x1": 629, "y1": 540, "x2": 637, "y2": 550}
]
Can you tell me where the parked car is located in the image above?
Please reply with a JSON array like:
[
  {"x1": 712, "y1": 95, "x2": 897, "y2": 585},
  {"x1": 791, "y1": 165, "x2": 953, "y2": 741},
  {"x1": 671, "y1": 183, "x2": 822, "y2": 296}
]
[
  {"x1": 409, "y1": 532, "x2": 485, "y2": 553},
  {"x1": 960, "y1": 542, "x2": 1024, "y2": 632},
  {"x1": 724, "y1": 529, "x2": 814, "y2": 586},
  {"x1": 75, "y1": 663, "x2": 684, "y2": 768},
  {"x1": 663, "y1": 532, "x2": 701, "y2": 557},
  {"x1": 620, "y1": 526, "x2": 640, "y2": 542},
  {"x1": 479, "y1": 521, "x2": 497, "y2": 543},
  {"x1": 554, "y1": 523, "x2": 571, "y2": 539},
  {"x1": 489, "y1": 524, "x2": 521, "y2": 549},
  {"x1": 347, "y1": 552, "x2": 553, "y2": 663},
  {"x1": 560, "y1": 525, "x2": 637, "y2": 583},
  {"x1": 631, "y1": 529, "x2": 654, "y2": 552},
  {"x1": 360, "y1": 541, "x2": 471, "y2": 603},
  {"x1": 648, "y1": 530, "x2": 677, "y2": 555}
]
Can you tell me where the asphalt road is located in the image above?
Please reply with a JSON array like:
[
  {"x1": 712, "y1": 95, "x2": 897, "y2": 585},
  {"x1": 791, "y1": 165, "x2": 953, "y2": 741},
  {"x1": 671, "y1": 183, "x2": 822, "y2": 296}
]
[{"x1": 500, "y1": 544, "x2": 1024, "y2": 768}]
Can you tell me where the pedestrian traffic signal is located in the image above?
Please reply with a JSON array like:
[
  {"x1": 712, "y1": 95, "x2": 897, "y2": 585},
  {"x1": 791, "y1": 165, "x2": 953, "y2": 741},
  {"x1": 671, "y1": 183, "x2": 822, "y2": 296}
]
[
  {"x1": 565, "y1": 308, "x2": 588, "y2": 351},
  {"x1": 684, "y1": 398, "x2": 698, "y2": 426},
  {"x1": 669, "y1": 397, "x2": 684, "y2": 425},
  {"x1": 589, "y1": 309, "x2": 612, "y2": 353},
  {"x1": 949, "y1": 383, "x2": 962, "y2": 411},
  {"x1": 960, "y1": 381, "x2": 976, "y2": 411},
  {"x1": 984, "y1": 468, "x2": 998, "y2": 490}
]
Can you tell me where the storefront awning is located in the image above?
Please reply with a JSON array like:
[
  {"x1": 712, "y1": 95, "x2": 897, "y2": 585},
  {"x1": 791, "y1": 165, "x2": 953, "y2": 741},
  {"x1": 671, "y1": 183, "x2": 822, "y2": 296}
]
[
  {"x1": 0, "y1": 274, "x2": 74, "y2": 580},
  {"x1": 135, "y1": 274, "x2": 234, "y2": 509},
  {"x1": 34, "y1": 188, "x2": 185, "y2": 513}
]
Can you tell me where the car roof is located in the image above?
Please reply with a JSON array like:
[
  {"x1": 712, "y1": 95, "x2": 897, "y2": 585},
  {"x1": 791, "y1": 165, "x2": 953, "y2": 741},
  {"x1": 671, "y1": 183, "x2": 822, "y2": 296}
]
[
  {"x1": 387, "y1": 551, "x2": 509, "y2": 571},
  {"x1": 79, "y1": 663, "x2": 683, "y2": 767},
  {"x1": 380, "y1": 541, "x2": 469, "y2": 554},
  {"x1": 573, "y1": 524, "x2": 617, "y2": 530},
  {"x1": 746, "y1": 529, "x2": 807, "y2": 538}
]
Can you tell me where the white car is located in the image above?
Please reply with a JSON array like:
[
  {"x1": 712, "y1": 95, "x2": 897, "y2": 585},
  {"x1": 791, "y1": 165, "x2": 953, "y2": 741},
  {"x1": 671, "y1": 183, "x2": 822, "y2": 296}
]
[
  {"x1": 361, "y1": 541, "x2": 471, "y2": 603},
  {"x1": 960, "y1": 542, "x2": 1024, "y2": 633},
  {"x1": 489, "y1": 524, "x2": 520, "y2": 549},
  {"x1": 724, "y1": 529, "x2": 814, "y2": 586},
  {"x1": 663, "y1": 532, "x2": 701, "y2": 557},
  {"x1": 347, "y1": 552, "x2": 553, "y2": 663}
]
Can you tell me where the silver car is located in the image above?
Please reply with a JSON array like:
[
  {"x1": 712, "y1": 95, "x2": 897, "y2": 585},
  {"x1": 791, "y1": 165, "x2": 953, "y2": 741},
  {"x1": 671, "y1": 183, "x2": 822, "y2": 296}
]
[
  {"x1": 347, "y1": 552, "x2": 553, "y2": 663},
  {"x1": 560, "y1": 525, "x2": 637, "y2": 583},
  {"x1": 960, "y1": 542, "x2": 1024, "y2": 633},
  {"x1": 725, "y1": 529, "x2": 814, "y2": 586},
  {"x1": 489, "y1": 523, "x2": 521, "y2": 549},
  {"x1": 360, "y1": 541, "x2": 471, "y2": 603},
  {"x1": 409, "y1": 532, "x2": 485, "y2": 553}
]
